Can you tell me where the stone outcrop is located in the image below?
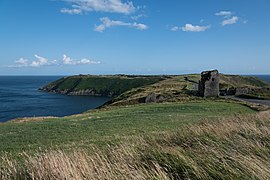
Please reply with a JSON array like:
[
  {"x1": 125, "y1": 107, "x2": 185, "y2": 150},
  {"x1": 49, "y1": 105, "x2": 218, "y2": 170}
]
[
  {"x1": 145, "y1": 93, "x2": 167, "y2": 103},
  {"x1": 145, "y1": 93, "x2": 157, "y2": 103},
  {"x1": 235, "y1": 87, "x2": 250, "y2": 96},
  {"x1": 199, "y1": 70, "x2": 220, "y2": 97}
]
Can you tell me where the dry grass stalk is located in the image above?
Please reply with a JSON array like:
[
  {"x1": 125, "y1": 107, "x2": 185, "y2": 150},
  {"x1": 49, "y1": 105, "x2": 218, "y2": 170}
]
[
  {"x1": 1, "y1": 111, "x2": 270, "y2": 179},
  {"x1": 1, "y1": 147, "x2": 167, "y2": 179}
]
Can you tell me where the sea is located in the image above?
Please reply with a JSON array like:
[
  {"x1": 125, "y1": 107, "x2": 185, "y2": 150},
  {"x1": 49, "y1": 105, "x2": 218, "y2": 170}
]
[
  {"x1": 253, "y1": 75, "x2": 270, "y2": 83},
  {"x1": 0, "y1": 75, "x2": 270, "y2": 123},
  {"x1": 0, "y1": 76, "x2": 111, "y2": 122}
]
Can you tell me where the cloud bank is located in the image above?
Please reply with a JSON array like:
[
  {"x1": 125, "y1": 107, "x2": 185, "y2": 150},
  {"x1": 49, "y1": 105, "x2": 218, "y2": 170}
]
[
  {"x1": 171, "y1": 24, "x2": 210, "y2": 32},
  {"x1": 222, "y1": 16, "x2": 239, "y2": 26},
  {"x1": 94, "y1": 17, "x2": 148, "y2": 32},
  {"x1": 215, "y1": 11, "x2": 232, "y2": 17},
  {"x1": 60, "y1": 8, "x2": 82, "y2": 15},
  {"x1": 182, "y1": 24, "x2": 210, "y2": 32},
  {"x1": 216, "y1": 10, "x2": 239, "y2": 26},
  {"x1": 60, "y1": 0, "x2": 136, "y2": 15},
  {"x1": 62, "y1": 54, "x2": 101, "y2": 65},
  {"x1": 9, "y1": 55, "x2": 101, "y2": 68}
]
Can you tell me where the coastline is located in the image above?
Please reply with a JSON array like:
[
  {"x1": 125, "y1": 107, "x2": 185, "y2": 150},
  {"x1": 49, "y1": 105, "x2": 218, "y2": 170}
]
[{"x1": 2, "y1": 74, "x2": 270, "y2": 123}]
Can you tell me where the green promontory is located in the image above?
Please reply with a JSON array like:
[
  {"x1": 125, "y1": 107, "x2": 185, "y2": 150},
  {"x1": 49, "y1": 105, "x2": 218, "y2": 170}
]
[
  {"x1": 40, "y1": 75, "x2": 168, "y2": 97},
  {"x1": 40, "y1": 74, "x2": 270, "y2": 106}
]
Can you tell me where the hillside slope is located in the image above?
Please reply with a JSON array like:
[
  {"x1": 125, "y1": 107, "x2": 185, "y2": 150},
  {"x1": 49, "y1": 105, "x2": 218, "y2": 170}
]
[
  {"x1": 40, "y1": 74, "x2": 270, "y2": 106},
  {"x1": 1, "y1": 102, "x2": 270, "y2": 179},
  {"x1": 106, "y1": 74, "x2": 270, "y2": 106},
  {"x1": 40, "y1": 75, "x2": 167, "y2": 97}
]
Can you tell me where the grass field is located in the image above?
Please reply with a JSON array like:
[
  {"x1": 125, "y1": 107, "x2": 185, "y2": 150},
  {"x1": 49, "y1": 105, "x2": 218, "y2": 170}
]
[
  {"x1": 41, "y1": 75, "x2": 167, "y2": 96},
  {"x1": 1, "y1": 101, "x2": 270, "y2": 179},
  {"x1": 40, "y1": 74, "x2": 270, "y2": 107},
  {"x1": 0, "y1": 101, "x2": 254, "y2": 155}
]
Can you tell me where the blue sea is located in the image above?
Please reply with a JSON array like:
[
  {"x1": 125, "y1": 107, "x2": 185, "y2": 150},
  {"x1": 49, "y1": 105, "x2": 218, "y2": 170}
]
[
  {"x1": 0, "y1": 76, "x2": 111, "y2": 122},
  {"x1": 254, "y1": 75, "x2": 270, "y2": 83}
]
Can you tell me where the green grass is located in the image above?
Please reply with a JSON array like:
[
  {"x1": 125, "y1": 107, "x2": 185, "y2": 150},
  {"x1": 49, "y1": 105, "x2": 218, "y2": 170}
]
[
  {"x1": 220, "y1": 74, "x2": 269, "y2": 88},
  {"x1": 0, "y1": 101, "x2": 254, "y2": 156},
  {"x1": 142, "y1": 112, "x2": 270, "y2": 179},
  {"x1": 41, "y1": 74, "x2": 270, "y2": 102},
  {"x1": 42, "y1": 75, "x2": 166, "y2": 96},
  {"x1": 102, "y1": 74, "x2": 270, "y2": 106},
  {"x1": 75, "y1": 76, "x2": 165, "y2": 93}
]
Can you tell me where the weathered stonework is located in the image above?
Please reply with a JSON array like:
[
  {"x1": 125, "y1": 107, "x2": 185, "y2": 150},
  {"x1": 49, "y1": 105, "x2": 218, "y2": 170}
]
[{"x1": 199, "y1": 70, "x2": 220, "y2": 97}]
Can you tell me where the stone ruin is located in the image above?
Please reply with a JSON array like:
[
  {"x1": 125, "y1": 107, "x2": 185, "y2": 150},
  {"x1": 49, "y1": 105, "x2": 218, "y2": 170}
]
[{"x1": 199, "y1": 70, "x2": 220, "y2": 97}]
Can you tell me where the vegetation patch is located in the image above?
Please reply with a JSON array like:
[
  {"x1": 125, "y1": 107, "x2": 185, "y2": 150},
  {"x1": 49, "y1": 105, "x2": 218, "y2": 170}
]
[
  {"x1": 1, "y1": 110, "x2": 269, "y2": 179},
  {"x1": 142, "y1": 111, "x2": 270, "y2": 179},
  {"x1": 0, "y1": 102, "x2": 254, "y2": 156},
  {"x1": 39, "y1": 74, "x2": 270, "y2": 107},
  {"x1": 40, "y1": 75, "x2": 167, "y2": 97}
]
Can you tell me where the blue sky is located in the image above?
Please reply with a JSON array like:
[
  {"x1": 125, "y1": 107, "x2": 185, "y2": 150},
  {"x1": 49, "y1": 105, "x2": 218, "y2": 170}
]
[{"x1": 0, "y1": 0, "x2": 269, "y2": 75}]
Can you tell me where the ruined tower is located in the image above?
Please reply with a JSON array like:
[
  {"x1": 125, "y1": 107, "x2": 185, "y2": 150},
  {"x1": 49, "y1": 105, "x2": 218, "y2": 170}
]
[{"x1": 199, "y1": 70, "x2": 220, "y2": 97}]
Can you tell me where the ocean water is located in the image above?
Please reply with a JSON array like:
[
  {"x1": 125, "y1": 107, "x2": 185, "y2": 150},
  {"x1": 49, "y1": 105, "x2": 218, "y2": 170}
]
[
  {"x1": 0, "y1": 76, "x2": 111, "y2": 122},
  {"x1": 254, "y1": 75, "x2": 270, "y2": 83}
]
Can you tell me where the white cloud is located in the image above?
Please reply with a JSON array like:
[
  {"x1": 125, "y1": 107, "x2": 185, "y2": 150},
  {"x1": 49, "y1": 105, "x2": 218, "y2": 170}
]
[
  {"x1": 63, "y1": 54, "x2": 75, "y2": 65},
  {"x1": 131, "y1": 14, "x2": 144, "y2": 20},
  {"x1": 61, "y1": 0, "x2": 136, "y2": 14},
  {"x1": 30, "y1": 55, "x2": 50, "y2": 67},
  {"x1": 171, "y1": 26, "x2": 179, "y2": 31},
  {"x1": 181, "y1": 24, "x2": 210, "y2": 32},
  {"x1": 16, "y1": 58, "x2": 28, "y2": 66},
  {"x1": 60, "y1": 8, "x2": 82, "y2": 14},
  {"x1": 9, "y1": 54, "x2": 101, "y2": 68},
  {"x1": 81, "y1": 58, "x2": 101, "y2": 64},
  {"x1": 133, "y1": 22, "x2": 148, "y2": 30},
  {"x1": 216, "y1": 11, "x2": 240, "y2": 26},
  {"x1": 222, "y1": 16, "x2": 239, "y2": 26},
  {"x1": 62, "y1": 54, "x2": 101, "y2": 65},
  {"x1": 8, "y1": 58, "x2": 29, "y2": 68},
  {"x1": 215, "y1": 11, "x2": 232, "y2": 17},
  {"x1": 94, "y1": 17, "x2": 148, "y2": 32},
  {"x1": 94, "y1": 24, "x2": 106, "y2": 32}
]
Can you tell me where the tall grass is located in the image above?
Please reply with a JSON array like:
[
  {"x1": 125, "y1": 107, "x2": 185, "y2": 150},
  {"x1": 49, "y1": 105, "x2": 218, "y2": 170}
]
[
  {"x1": 1, "y1": 111, "x2": 270, "y2": 179},
  {"x1": 144, "y1": 110, "x2": 270, "y2": 179},
  {"x1": 0, "y1": 146, "x2": 167, "y2": 179}
]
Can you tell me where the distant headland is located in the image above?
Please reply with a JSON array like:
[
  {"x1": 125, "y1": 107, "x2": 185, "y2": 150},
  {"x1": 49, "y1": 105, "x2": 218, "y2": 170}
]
[{"x1": 39, "y1": 71, "x2": 270, "y2": 107}]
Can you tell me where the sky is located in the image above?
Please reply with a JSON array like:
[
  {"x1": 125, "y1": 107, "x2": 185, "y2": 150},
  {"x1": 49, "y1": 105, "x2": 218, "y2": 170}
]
[{"x1": 0, "y1": 0, "x2": 270, "y2": 75}]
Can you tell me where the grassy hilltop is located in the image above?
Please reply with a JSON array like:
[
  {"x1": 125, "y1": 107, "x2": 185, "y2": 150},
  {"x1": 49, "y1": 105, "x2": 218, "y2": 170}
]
[
  {"x1": 41, "y1": 74, "x2": 270, "y2": 106},
  {"x1": 40, "y1": 75, "x2": 167, "y2": 96},
  {"x1": 1, "y1": 74, "x2": 270, "y2": 179}
]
